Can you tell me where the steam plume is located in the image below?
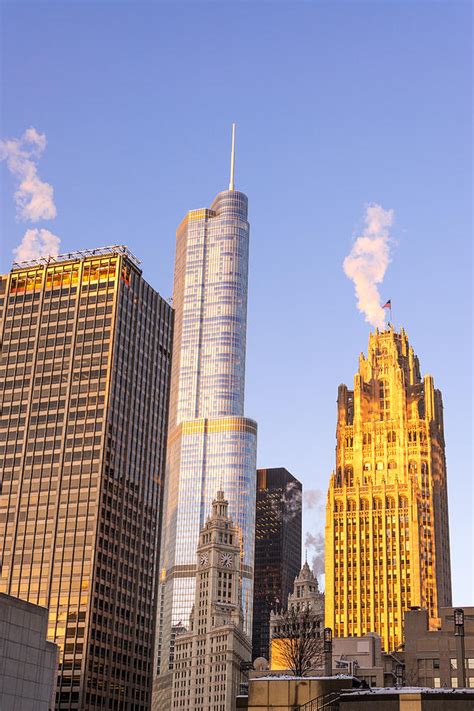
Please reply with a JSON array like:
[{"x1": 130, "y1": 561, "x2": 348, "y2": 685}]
[
  {"x1": 303, "y1": 489, "x2": 324, "y2": 511},
  {"x1": 281, "y1": 481, "x2": 302, "y2": 522},
  {"x1": 0, "y1": 127, "x2": 57, "y2": 222},
  {"x1": 305, "y1": 531, "x2": 324, "y2": 579},
  {"x1": 343, "y1": 203, "x2": 394, "y2": 329},
  {"x1": 14, "y1": 229, "x2": 60, "y2": 262}
]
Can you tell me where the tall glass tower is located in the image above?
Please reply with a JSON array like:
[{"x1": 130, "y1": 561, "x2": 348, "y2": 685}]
[
  {"x1": 154, "y1": 126, "x2": 257, "y2": 708},
  {"x1": 0, "y1": 246, "x2": 173, "y2": 710}
]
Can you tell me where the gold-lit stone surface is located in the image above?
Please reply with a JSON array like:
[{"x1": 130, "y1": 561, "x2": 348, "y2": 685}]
[{"x1": 325, "y1": 327, "x2": 452, "y2": 652}]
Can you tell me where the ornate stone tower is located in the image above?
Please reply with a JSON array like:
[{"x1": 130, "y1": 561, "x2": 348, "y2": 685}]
[
  {"x1": 269, "y1": 561, "x2": 324, "y2": 670},
  {"x1": 325, "y1": 326, "x2": 452, "y2": 652},
  {"x1": 171, "y1": 492, "x2": 251, "y2": 711}
]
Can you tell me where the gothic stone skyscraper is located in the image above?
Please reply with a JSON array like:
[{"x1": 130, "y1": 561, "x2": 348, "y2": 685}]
[
  {"x1": 0, "y1": 246, "x2": 173, "y2": 710},
  {"x1": 269, "y1": 561, "x2": 324, "y2": 671},
  {"x1": 252, "y1": 468, "x2": 302, "y2": 662},
  {"x1": 154, "y1": 127, "x2": 257, "y2": 708},
  {"x1": 171, "y1": 492, "x2": 251, "y2": 711},
  {"x1": 325, "y1": 326, "x2": 452, "y2": 653}
]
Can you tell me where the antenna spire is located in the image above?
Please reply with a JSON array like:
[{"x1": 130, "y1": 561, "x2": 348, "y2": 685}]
[{"x1": 229, "y1": 123, "x2": 236, "y2": 191}]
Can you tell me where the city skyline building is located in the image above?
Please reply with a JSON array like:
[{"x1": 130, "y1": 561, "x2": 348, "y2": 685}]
[
  {"x1": 325, "y1": 326, "x2": 452, "y2": 652},
  {"x1": 171, "y1": 491, "x2": 251, "y2": 711},
  {"x1": 269, "y1": 561, "x2": 325, "y2": 671},
  {"x1": 252, "y1": 467, "x2": 302, "y2": 662},
  {"x1": 0, "y1": 246, "x2": 173, "y2": 710},
  {"x1": 154, "y1": 126, "x2": 258, "y2": 709}
]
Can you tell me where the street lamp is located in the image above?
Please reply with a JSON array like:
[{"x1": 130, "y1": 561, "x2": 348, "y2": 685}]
[
  {"x1": 453, "y1": 608, "x2": 466, "y2": 687},
  {"x1": 323, "y1": 627, "x2": 333, "y2": 676}
]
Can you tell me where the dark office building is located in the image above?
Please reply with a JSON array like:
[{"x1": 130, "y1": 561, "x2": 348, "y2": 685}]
[
  {"x1": 0, "y1": 246, "x2": 173, "y2": 710},
  {"x1": 252, "y1": 467, "x2": 302, "y2": 662}
]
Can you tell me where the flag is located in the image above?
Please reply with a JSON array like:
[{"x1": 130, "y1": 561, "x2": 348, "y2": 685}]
[{"x1": 383, "y1": 300, "x2": 391, "y2": 309}]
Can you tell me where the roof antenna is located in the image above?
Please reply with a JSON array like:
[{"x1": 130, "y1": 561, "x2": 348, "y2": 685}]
[{"x1": 229, "y1": 122, "x2": 236, "y2": 191}]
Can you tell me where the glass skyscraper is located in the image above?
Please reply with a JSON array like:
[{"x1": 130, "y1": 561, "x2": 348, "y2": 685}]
[
  {"x1": 0, "y1": 246, "x2": 173, "y2": 710},
  {"x1": 154, "y1": 127, "x2": 257, "y2": 708},
  {"x1": 252, "y1": 468, "x2": 302, "y2": 662}
]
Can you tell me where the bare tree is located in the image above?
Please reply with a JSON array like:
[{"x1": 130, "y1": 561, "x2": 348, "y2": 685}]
[{"x1": 272, "y1": 604, "x2": 324, "y2": 677}]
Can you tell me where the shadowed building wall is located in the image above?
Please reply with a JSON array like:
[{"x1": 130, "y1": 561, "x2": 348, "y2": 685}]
[
  {"x1": 325, "y1": 327, "x2": 452, "y2": 652},
  {"x1": 252, "y1": 467, "x2": 302, "y2": 662}
]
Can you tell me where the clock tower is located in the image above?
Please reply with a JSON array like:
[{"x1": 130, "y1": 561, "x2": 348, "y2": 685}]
[{"x1": 171, "y1": 492, "x2": 251, "y2": 710}]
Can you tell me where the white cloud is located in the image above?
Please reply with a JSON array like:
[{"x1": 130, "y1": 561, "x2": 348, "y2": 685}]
[
  {"x1": 13, "y1": 228, "x2": 60, "y2": 263},
  {"x1": 343, "y1": 203, "x2": 394, "y2": 329},
  {"x1": 0, "y1": 127, "x2": 57, "y2": 222}
]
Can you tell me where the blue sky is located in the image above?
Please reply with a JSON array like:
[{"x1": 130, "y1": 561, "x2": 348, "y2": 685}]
[{"x1": 1, "y1": 1, "x2": 472, "y2": 604}]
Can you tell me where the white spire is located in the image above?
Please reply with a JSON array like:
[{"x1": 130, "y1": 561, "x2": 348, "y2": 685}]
[{"x1": 229, "y1": 123, "x2": 236, "y2": 191}]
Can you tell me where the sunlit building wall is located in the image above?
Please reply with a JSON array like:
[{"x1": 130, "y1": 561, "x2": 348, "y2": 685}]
[
  {"x1": 0, "y1": 246, "x2": 173, "y2": 710},
  {"x1": 325, "y1": 327, "x2": 452, "y2": 653},
  {"x1": 155, "y1": 184, "x2": 257, "y2": 708}
]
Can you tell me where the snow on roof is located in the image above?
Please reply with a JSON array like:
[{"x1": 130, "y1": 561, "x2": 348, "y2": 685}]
[
  {"x1": 345, "y1": 687, "x2": 474, "y2": 696},
  {"x1": 250, "y1": 674, "x2": 354, "y2": 682}
]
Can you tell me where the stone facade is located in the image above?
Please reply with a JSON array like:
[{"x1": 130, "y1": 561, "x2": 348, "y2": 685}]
[
  {"x1": 0, "y1": 593, "x2": 58, "y2": 710},
  {"x1": 325, "y1": 327, "x2": 452, "y2": 652},
  {"x1": 242, "y1": 679, "x2": 474, "y2": 711},
  {"x1": 171, "y1": 492, "x2": 251, "y2": 710},
  {"x1": 244, "y1": 676, "x2": 356, "y2": 710},
  {"x1": 404, "y1": 607, "x2": 474, "y2": 689},
  {"x1": 269, "y1": 561, "x2": 324, "y2": 670},
  {"x1": 338, "y1": 689, "x2": 474, "y2": 710}
]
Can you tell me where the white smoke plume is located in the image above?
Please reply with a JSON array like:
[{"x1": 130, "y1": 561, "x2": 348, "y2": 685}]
[
  {"x1": 13, "y1": 228, "x2": 60, "y2": 263},
  {"x1": 0, "y1": 127, "x2": 57, "y2": 222},
  {"x1": 305, "y1": 531, "x2": 325, "y2": 580},
  {"x1": 303, "y1": 489, "x2": 324, "y2": 512},
  {"x1": 281, "y1": 481, "x2": 302, "y2": 522},
  {"x1": 343, "y1": 203, "x2": 394, "y2": 329}
]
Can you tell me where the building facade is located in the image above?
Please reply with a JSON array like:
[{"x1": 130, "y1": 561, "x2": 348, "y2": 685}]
[
  {"x1": 171, "y1": 492, "x2": 251, "y2": 711},
  {"x1": 404, "y1": 606, "x2": 474, "y2": 689},
  {"x1": 0, "y1": 246, "x2": 173, "y2": 709},
  {"x1": 155, "y1": 131, "x2": 257, "y2": 707},
  {"x1": 252, "y1": 467, "x2": 302, "y2": 662},
  {"x1": 269, "y1": 561, "x2": 325, "y2": 670},
  {"x1": 325, "y1": 327, "x2": 452, "y2": 652},
  {"x1": 0, "y1": 593, "x2": 58, "y2": 710}
]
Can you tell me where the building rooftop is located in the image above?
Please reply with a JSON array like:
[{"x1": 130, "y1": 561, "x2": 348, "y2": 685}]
[{"x1": 12, "y1": 244, "x2": 141, "y2": 270}]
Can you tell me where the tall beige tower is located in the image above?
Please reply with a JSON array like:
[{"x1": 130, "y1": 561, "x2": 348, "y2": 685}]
[
  {"x1": 171, "y1": 491, "x2": 251, "y2": 711},
  {"x1": 325, "y1": 326, "x2": 452, "y2": 652}
]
